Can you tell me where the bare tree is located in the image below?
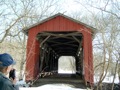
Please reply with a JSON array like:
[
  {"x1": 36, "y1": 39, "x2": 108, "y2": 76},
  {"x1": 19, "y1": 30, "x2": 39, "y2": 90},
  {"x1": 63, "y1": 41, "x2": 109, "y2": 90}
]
[
  {"x1": 0, "y1": 0, "x2": 60, "y2": 80},
  {"x1": 75, "y1": 0, "x2": 120, "y2": 89}
]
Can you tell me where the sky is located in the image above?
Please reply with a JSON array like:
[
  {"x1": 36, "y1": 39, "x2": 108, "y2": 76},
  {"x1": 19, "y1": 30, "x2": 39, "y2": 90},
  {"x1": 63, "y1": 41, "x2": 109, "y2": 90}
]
[
  {"x1": 61, "y1": 0, "x2": 84, "y2": 13},
  {"x1": 60, "y1": 0, "x2": 93, "y2": 14},
  {"x1": 59, "y1": 0, "x2": 93, "y2": 17},
  {"x1": 60, "y1": 0, "x2": 116, "y2": 17}
]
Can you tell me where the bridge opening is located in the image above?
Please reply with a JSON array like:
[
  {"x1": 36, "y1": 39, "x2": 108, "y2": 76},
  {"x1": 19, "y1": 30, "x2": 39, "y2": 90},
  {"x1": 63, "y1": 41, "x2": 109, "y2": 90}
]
[
  {"x1": 58, "y1": 56, "x2": 76, "y2": 74},
  {"x1": 34, "y1": 31, "x2": 85, "y2": 88}
]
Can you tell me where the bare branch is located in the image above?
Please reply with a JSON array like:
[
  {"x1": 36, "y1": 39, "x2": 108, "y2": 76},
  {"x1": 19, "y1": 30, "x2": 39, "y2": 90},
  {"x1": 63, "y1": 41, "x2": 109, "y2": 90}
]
[
  {"x1": 92, "y1": 6, "x2": 120, "y2": 19},
  {"x1": 0, "y1": 16, "x2": 24, "y2": 43}
]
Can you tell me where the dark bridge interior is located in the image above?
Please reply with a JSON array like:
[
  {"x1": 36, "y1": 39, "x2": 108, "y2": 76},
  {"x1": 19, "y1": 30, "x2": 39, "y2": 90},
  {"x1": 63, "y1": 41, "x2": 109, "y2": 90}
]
[{"x1": 35, "y1": 31, "x2": 85, "y2": 88}]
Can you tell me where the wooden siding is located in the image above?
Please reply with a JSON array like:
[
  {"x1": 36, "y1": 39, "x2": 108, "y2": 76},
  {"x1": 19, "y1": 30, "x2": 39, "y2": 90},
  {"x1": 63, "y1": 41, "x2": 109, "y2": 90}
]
[{"x1": 25, "y1": 15, "x2": 94, "y2": 84}]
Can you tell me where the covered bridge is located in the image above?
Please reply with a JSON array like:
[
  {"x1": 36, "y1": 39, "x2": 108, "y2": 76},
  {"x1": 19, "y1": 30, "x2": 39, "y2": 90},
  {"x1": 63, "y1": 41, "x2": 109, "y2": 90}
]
[{"x1": 23, "y1": 13, "x2": 96, "y2": 86}]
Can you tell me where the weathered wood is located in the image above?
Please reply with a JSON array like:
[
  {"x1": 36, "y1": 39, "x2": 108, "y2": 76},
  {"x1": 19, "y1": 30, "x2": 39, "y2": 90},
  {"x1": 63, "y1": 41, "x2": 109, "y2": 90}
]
[{"x1": 25, "y1": 14, "x2": 95, "y2": 86}]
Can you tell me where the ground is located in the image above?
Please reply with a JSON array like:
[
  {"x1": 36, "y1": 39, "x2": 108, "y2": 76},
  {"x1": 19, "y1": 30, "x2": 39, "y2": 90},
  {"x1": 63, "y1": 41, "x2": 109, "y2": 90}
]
[
  {"x1": 16, "y1": 72, "x2": 120, "y2": 90},
  {"x1": 19, "y1": 84, "x2": 88, "y2": 90}
]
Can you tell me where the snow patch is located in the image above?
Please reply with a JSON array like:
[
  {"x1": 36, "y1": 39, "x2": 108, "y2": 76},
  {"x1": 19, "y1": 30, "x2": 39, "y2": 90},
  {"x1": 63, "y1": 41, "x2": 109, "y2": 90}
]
[
  {"x1": 19, "y1": 84, "x2": 88, "y2": 90},
  {"x1": 94, "y1": 74, "x2": 119, "y2": 83}
]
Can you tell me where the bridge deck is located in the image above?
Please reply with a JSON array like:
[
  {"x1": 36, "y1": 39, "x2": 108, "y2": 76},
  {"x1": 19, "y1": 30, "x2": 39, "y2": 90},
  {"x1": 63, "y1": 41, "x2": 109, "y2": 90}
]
[{"x1": 33, "y1": 74, "x2": 86, "y2": 89}]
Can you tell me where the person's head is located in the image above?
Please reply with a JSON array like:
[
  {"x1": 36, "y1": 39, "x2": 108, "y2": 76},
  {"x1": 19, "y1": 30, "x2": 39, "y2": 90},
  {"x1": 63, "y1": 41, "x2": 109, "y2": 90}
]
[{"x1": 0, "y1": 53, "x2": 16, "y2": 75}]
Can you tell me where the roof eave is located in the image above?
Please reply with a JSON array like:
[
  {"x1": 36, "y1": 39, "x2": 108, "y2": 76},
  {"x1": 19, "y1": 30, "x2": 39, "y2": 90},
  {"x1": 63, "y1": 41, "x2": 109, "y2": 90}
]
[{"x1": 23, "y1": 13, "x2": 97, "y2": 35}]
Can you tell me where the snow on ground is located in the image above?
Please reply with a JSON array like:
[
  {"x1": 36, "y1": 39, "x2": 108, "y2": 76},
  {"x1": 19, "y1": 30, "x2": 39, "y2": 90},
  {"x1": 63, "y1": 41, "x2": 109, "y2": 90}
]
[
  {"x1": 15, "y1": 71, "x2": 119, "y2": 90},
  {"x1": 19, "y1": 84, "x2": 88, "y2": 90},
  {"x1": 16, "y1": 76, "x2": 119, "y2": 90},
  {"x1": 94, "y1": 74, "x2": 119, "y2": 84}
]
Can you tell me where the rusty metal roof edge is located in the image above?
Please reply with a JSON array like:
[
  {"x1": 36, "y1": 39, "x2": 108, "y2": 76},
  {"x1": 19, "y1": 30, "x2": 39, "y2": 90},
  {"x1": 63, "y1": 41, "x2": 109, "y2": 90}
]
[{"x1": 22, "y1": 13, "x2": 97, "y2": 35}]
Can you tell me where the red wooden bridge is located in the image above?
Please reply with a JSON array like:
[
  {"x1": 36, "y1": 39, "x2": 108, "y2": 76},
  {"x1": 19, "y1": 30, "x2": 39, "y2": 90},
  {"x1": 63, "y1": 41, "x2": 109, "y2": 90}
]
[{"x1": 23, "y1": 13, "x2": 96, "y2": 87}]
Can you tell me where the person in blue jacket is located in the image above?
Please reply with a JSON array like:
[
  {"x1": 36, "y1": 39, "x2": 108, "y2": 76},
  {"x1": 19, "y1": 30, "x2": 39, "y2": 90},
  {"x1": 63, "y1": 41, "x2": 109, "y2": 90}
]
[{"x1": 0, "y1": 53, "x2": 19, "y2": 90}]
